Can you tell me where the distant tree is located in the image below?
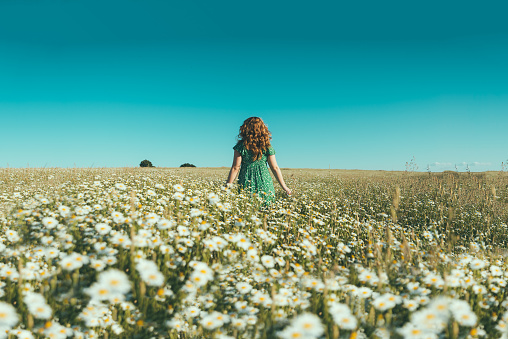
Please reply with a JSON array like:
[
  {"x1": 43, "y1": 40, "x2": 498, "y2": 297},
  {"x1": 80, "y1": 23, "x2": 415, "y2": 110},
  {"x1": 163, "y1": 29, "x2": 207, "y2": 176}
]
[
  {"x1": 140, "y1": 160, "x2": 154, "y2": 168},
  {"x1": 180, "y1": 163, "x2": 196, "y2": 168}
]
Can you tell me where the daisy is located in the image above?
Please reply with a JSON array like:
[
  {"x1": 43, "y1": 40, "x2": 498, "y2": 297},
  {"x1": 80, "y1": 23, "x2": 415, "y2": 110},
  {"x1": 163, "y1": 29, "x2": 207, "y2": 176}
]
[
  {"x1": 333, "y1": 312, "x2": 357, "y2": 330},
  {"x1": 193, "y1": 262, "x2": 214, "y2": 280},
  {"x1": 10, "y1": 329, "x2": 34, "y2": 339},
  {"x1": 108, "y1": 293, "x2": 126, "y2": 304},
  {"x1": 200, "y1": 313, "x2": 222, "y2": 330},
  {"x1": 212, "y1": 236, "x2": 227, "y2": 249},
  {"x1": 454, "y1": 309, "x2": 477, "y2": 327},
  {"x1": 136, "y1": 260, "x2": 164, "y2": 286},
  {"x1": 293, "y1": 313, "x2": 324, "y2": 338},
  {"x1": 189, "y1": 273, "x2": 209, "y2": 287},
  {"x1": 97, "y1": 269, "x2": 131, "y2": 294},
  {"x1": 235, "y1": 236, "x2": 252, "y2": 251},
  {"x1": 358, "y1": 269, "x2": 379, "y2": 285},
  {"x1": 251, "y1": 293, "x2": 271, "y2": 307},
  {"x1": 278, "y1": 325, "x2": 305, "y2": 339},
  {"x1": 58, "y1": 205, "x2": 71, "y2": 217},
  {"x1": 203, "y1": 239, "x2": 219, "y2": 252},
  {"x1": 60, "y1": 252, "x2": 88, "y2": 271},
  {"x1": 173, "y1": 184, "x2": 184, "y2": 192},
  {"x1": 5, "y1": 229, "x2": 20, "y2": 242},
  {"x1": 407, "y1": 281, "x2": 420, "y2": 293},
  {"x1": 166, "y1": 317, "x2": 186, "y2": 332},
  {"x1": 246, "y1": 315, "x2": 258, "y2": 325},
  {"x1": 411, "y1": 308, "x2": 447, "y2": 332},
  {"x1": 235, "y1": 301, "x2": 249, "y2": 313},
  {"x1": 329, "y1": 302, "x2": 356, "y2": 329},
  {"x1": 275, "y1": 257, "x2": 286, "y2": 266},
  {"x1": 28, "y1": 302, "x2": 52, "y2": 319},
  {"x1": 423, "y1": 273, "x2": 444, "y2": 288},
  {"x1": 472, "y1": 285, "x2": 487, "y2": 294},
  {"x1": 145, "y1": 213, "x2": 160, "y2": 225},
  {"x1": 85, "y1": 283, "x2": 113, "y2": 301},
  {"x1": 90, "y1": 259, "x2": 106, "y2": 272},
  {"x1": 198, "y1": 219, "x2": 211, "y2": 230},
  {"x1": 356, "y1": 287, "x2": 373, "y2": 299},
  {"x1": 115, "y1": 183, "x2": 126, "y2": 190},
  {"x1": 261, "y1": 255, "x2": 275, "y2": 268},
  {"x1": 396, "y1": 322, "x2": 431, "y2": 339},
  {"x1": 450, "y1": 299, "x2": 477, "y2": 327},
  {"x1": 177, "y1": 225, "x2": 190, "y2": 236},
  {"x1": 236, "y1": 282, "x2": 252, "y2": 294},
  {"x1": 185, "y1": 306, "x2": 201, "y2": 318},
  {"x1": 403, "y1": 299, "x2": 420, "y2": 311},
  {"x1": 157, "y1": 218, "x2": 175, "y2": 230},
  {"x1": 428, "y1": 297, "x2": 450, "y2": 316},
  {"x1": 246, "y1": 249, "x2": 259, "y2": 261},
  {"x1": 417, "y1": 296, "x2": 430, "y2": 305},
  {"x1": 470, "y1": 259, "x2": 486, "y2": 270},
  {"x1": 0, "y1": 266, "x2": 19, "y2": 281},
  {"x1": 43, "y1": 321, "x2": 73, "y2": 339},
  {"x1": 95, "y1": 223, "x2": 111, "y2": 235},
  {"x1": 111, "y1": 211, "x2": 125, "y2": 224},
  {"x1": 110, "y1": 232, "x2": 132, "y2": 248},
  {"x1": 372, "y1": 294, "x2": 396, "y2": 311},
  {"x1": 160, "y1": 245, "x2": 174, "y2": 254},
  {"x1": 213, "y1": 312, "x2": 230, "y2": 324},
  {"x1": 231, "y1": 318, "x2": 247, "y2": 330},
  {"x1": 490, "y1": 265, "x2": 503, "y2": 276},
  {"x1": 207, "y1": 193, "x2": 220, "y2": 204},
  {"x1": 0, "y1": 302, "x2": 19, "y2": 328}
]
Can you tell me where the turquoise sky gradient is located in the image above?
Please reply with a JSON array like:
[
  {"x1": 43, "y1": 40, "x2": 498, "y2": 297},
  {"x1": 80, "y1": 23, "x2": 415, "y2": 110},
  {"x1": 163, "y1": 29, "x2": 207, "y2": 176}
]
[{"x1": 1, "y1": 0, "x2": 507, "y2": 171}]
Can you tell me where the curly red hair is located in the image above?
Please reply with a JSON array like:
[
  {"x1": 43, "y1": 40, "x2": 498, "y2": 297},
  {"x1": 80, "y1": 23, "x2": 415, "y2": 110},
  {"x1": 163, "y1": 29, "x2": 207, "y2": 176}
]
[{"x1": 238, "y1": 117, "x2": 272, "y2": 161}]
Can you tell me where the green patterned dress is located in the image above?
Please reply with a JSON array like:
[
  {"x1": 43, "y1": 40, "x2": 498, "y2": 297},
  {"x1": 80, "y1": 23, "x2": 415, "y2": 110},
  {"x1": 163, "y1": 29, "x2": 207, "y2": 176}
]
[{"x1": 233, "y1": 141, "x2": 276, "y2": 202}]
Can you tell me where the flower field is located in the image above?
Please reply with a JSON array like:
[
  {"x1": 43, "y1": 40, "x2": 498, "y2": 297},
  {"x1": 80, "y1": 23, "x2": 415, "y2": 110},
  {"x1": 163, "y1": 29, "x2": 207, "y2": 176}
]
[{"x1": 0, "y1": 167, "x2": 508, "y2": 339}]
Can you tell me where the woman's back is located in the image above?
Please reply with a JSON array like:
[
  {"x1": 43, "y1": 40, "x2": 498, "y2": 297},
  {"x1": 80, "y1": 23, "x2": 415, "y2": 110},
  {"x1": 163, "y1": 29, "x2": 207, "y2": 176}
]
[
  {"x1": 233, "y1": 140, "x2": 276, "y2": 201},
  {"x1": 233, "y1": 140, "x2": 275, "y2": 165},
  {"x1": 225, "y1": 117, "x2": 291, "y2": 202}
]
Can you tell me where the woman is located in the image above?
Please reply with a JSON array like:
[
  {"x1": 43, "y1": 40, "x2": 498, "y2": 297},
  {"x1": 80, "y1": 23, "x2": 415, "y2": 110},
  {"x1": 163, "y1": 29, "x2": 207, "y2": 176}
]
[{"x1": 226, "y1": 117, "x2": 291, "y2": 202}]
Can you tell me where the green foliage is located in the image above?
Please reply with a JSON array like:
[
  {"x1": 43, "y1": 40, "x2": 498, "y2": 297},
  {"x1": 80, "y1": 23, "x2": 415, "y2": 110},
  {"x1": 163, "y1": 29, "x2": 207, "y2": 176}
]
[
  {"x1": 180, "y1": 163, "x2": 196, "y2": 168},
  {"x1": 140, "y1": 160, "x2": 154, "y2": 168}
]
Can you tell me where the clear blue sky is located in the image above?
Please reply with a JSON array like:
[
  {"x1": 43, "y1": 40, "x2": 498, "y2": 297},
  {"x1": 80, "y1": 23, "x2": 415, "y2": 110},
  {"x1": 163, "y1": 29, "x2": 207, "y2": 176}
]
[{"x1": 1, "y1": 0, "x2": 507, "y2": 171}]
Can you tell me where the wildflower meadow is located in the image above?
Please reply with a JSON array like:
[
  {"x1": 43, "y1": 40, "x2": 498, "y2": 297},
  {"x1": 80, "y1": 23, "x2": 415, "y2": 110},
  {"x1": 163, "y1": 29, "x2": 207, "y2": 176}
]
[{"x1": 0, "y1": 167, "x2": 507, "y2": 339}]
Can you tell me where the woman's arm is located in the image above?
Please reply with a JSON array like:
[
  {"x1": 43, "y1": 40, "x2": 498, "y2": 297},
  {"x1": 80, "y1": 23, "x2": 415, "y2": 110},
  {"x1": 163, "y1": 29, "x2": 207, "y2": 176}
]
[
  {"x1": 226, "y1": 150, "x2": 242, "y2": 185},
  {"x1": 267, "y1": 154, "x2": 292, "y2": 195}
]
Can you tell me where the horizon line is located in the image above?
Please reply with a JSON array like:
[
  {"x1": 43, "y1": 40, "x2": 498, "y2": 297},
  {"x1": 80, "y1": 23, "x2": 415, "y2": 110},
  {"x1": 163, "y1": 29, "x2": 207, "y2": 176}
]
[{"x1": 0, "y1": 166, "x2": 504, "y2": 174}]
